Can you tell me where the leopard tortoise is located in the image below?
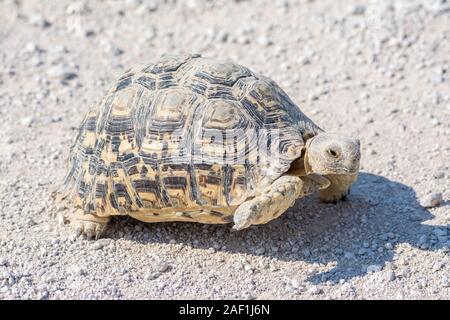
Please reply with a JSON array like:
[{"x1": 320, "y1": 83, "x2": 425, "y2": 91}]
[{"x1": 57, "y1": 53, "x2": 361, "y2": 239}]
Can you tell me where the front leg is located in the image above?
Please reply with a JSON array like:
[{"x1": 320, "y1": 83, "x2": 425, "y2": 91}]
[
  {"x1": 233, "y1": 174, "x2": 330, "y2": 230},
  {"x1": 319, "y1": 173, "x2": 358, "y2": 203}
]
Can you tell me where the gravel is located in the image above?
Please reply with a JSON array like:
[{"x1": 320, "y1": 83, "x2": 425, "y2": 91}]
[{"x1": 0, "y1": 0, "x2": 449, "y2": 300}]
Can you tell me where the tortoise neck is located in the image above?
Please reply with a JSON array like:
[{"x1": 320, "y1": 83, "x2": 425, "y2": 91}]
[{"x1": 285, "y1": 148, "x2": 307, "y2": 176}]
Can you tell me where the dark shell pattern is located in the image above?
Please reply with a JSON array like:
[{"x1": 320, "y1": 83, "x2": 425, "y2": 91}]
[{"x1": 61, "y1": 54, "x2": 321, "y2": 222}]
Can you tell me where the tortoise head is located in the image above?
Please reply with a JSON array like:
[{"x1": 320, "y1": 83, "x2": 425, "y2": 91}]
[{"x1": 304, "y1": 133, "x2": 361, "y2": 175}]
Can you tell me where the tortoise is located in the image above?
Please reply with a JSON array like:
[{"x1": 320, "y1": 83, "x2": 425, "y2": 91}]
[{"x1": 57, "y1": 53, "x2": 361, "y2": 239}]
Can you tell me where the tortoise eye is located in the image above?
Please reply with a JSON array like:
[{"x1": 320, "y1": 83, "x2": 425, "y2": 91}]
[{"x1": 327, "y1": 149, "x2": 339, "y2": 158}]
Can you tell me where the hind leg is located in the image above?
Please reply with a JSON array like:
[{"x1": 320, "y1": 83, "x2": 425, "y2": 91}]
[
  {"x1": 71, "y1": 209, "x2": 111, "y2": 240},
  {"x1": 233, "y1": 174, "x2": 330, "y2": 230}
]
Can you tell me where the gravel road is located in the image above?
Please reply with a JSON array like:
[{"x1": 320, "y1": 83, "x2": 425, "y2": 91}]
[{"x1": 0, "y1": 0, "x2": 449, "y2": 299}]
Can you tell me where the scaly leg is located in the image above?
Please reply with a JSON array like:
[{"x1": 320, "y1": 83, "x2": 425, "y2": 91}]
[{"x1": 233, "y1": 174, "x2": 330, "y2": 230}]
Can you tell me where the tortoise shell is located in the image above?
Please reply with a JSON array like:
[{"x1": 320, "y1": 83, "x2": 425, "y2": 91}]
[{"x1": 60, "y1": 54, "x2": 321, "y2": 224}]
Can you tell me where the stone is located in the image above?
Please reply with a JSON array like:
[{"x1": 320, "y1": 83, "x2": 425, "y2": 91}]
[
  {"x1": 307, "y1": 286, "x2": 323, "y2": 295},
  {"x1": 29, "y1": 14, "x2": 51, "y2": 28},
  {"x1": 422, "y1": 193, "x2": 443, "y2": 208},
  {"x1": 144, "y1": 272, "x2": 160, "y2": 280},
  {"x1": 157, "y1": 262, "x2": 170, "y2": 273},
  {"x1": 386, "y1": 270, "x2": 396, "y2": 282},
  {"x1": 367, "y1": 265, "x2": 382, "y2": 273},
  {"x1": 47, "y1": 65, "x2": 77, "y2": 81},
  {"x1": 20, "y1": 117, "x2": 33, "y2": 127}
]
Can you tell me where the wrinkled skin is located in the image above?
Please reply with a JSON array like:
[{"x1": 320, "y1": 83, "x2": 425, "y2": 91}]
[{"x1": 304, "y1": 132, "x2": 361, "y2": 202}]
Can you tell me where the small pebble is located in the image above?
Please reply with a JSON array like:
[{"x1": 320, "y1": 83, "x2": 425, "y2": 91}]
[
  {"x1": 24, "y1": 42, "x2": 40, "y2": 54},
  {"x1": 291, "y1": 279, "x2": 300, "y2": 289},
  {"x1": 144, "y1": 272, "x2": 160, "y2": 280},
  {"x1": 422, "y1": 193, "x2": 443, "y2": 208},
  {"x1": 91, "y1": 242, "x2": 103, "y2": 250},
  {"x1": 157, "y1": 262, "x2": 170, "y2": 273},
  {"x1": 255, "y1": 247, "x2": 265, "y2": 255},
  {"x1": 367, "y1": 265, "x2": 382, "y2": 273},
  {"x1": 386, "y1": 271, "x2": 396, "y2": 282},
  {"x1": 29, "y1": 14, "x2": 51, "y2": 28},
  {"x1": 47, "y1": 65, "x2": 77, "y2": 81},
  {"x1": 0, "y1": 257, "x2": 7, "y2": 266},
  {"x1": 302, "y1": 249, "x2": 311, "y2": 257},
  {"x1": 20, "y1": 117, "x2": 33, "y2": 127},
  {"x1": 68, "y1": 266, "x2": 86, "y2": 277},
  {"x1": 307, "y1": 286, "x2": 323, "y2": 295},
  {"x1": 344, "y1": 252, "x2": 355, "y2": 259},
  {"x1": 433, "y1": 228, "x2": 447, "y2": 237},
  {"x1": 419, "y1": 235, "x2": 428, "y2": 244}
]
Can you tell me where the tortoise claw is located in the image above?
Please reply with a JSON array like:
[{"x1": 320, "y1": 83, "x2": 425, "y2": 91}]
[{"x1": 71, "y1": 213, "x2": 110, "y2": 240}]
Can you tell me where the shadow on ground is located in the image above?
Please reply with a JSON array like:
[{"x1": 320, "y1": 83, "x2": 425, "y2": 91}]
[{"x1": 107, "y1": 172, "x2": 448, "y2": 283}]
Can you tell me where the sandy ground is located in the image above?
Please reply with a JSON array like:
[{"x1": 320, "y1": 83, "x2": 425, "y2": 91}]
[{"x1": 0, "y1": 0, "x2": 449, "y2": 300}]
